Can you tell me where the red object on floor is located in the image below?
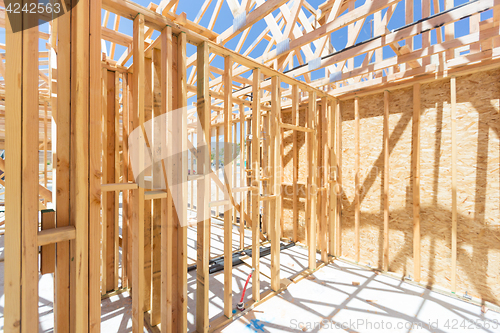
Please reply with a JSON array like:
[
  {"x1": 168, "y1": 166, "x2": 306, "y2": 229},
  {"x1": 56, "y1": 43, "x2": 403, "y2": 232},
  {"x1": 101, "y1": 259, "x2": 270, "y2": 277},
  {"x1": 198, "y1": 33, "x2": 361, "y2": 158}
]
[{"x1": 237, "y1": 268, "x2": 255, "y2": 309}]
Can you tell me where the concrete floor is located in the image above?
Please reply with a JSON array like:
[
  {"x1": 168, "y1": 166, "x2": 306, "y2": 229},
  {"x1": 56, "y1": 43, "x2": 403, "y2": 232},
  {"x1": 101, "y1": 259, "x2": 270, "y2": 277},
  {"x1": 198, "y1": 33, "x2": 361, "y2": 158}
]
[
  {"x1": 1, "y1": 224, "x2": 499, "y2": 333},
  {"x1": 219, "y1": 260, "x2": 500, "y2": 333},
  {"x1": 0, "y1": 219, "x2": 260, "y2": 332}
]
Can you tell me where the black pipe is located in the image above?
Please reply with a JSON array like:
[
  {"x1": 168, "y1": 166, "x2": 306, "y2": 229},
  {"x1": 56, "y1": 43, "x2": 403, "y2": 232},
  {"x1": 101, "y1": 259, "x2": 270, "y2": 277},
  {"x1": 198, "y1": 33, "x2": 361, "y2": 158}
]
[{"x1": 187, "y1": 241, "x2": 295, "y2": 274}]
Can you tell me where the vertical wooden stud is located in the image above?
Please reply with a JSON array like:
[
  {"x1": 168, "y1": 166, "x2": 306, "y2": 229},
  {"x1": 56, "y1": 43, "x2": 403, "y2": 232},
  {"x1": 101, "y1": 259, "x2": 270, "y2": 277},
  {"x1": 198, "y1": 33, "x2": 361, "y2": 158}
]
[
  {"x1": 223, "y1": 55, "x2": 233, "y2": 317},
  {"x1": 176, "y1": 31, "x2": 188, "y2": 332},
  {"x1": 55, "y1": 0, "x2": 72, "y2": 328},
  {"x1": 150, "y1": 47, "x2": 162, "y2": 327},
  {"x1": 270, "y1": 76, "x2": 281, "y2": 290},
  {"x1": 307, "y1": 91, "x2": 317, "y2": 270},
  {"x1": 196, "y1": 41, "x2": 211, "y2": 333},
  {"x1": 354, "y1": 97, "x2": 360, "y2": 263},
  {"x1": 160, "y1": 25, "x2": 173, "y2": 333},
  {"x1": 292, "y1": 85, "x2": 299, "y2": 243},
  {"x1": 413, "y1": 83, "x2": 421, "y2": 282},
  {"x1": 451, "y1": 76, "x2": 457, "y2": 292},
  {"x1": 329, "y1": 99, "x2": 337, "y2": 257},
  {"x1": 89, "y1": 0, "x2": 102, "y2": 328},
  {"x1": 4, "y1": 8, "x2": 23, "y2": 332},
  {"x1": 114, "y1": 71, "x2": 120, "y2": 290},
  {"x1": 320, "y1": 97, "x2": 328, "y2": 263},
  {"x1": 132, "y1": 13, "x2": 145, "y2": 333},
  {"x1": 239, "y1": 104, "x2": 245, "y2": 249},
  {"x1": 251, "y1": 68, "x2": 261, "y2": 301},
  {"x1": 72, "y1": 0, "x2": 91, "y2": 329},
  {"x1": 101, "y1": 67, "x2": 108, "y2": 295},
  {"x1": 383, "y1": 91, "x2": 390, "y2": 271}
]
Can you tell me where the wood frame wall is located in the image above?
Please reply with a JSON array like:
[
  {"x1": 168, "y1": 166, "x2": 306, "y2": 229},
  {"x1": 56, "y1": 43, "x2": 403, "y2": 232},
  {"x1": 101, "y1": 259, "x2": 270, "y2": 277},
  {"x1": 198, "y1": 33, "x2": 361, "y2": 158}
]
[{"x1": 2, "y1": 0, "x2": 499, "y2": 332}]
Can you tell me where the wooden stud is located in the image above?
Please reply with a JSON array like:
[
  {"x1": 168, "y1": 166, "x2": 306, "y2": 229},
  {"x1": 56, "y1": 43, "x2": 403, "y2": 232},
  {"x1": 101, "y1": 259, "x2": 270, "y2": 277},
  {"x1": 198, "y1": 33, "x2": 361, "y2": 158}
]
[
  {"x1": 354, "y1": 96, "x2": 360, "y2": 262},
  {"x1": 191, "y1": 131, "x2": 195, "y2": 209},
  {"x1": 451, "y1": 76, "x2": 457, "y2": 292},
  {"x1": 246, "y1": 118, "x2": 252, "y2": 228},
  {"x1": 413, "y1": 83, "x2": 421, "y2": 282},
  {"x1": 262, "y1": 112, "x2": 269, "y2": 238},
  {"x1": 114, "y1": 70, "x2": 120, "y2": 290},
  {"x1": 21, "y1": 16, "x2": 39, "y2": 322},
  {"x1": 251, "y1": 68, "x2": 261, "y2": 301},
  {"x1": 122, "y1": 73, "x2": 130, "y2": 290},
  {"x1": 239, "y1": 104, "x2": 245, "y2": 249},
  {"x1": 160, "y1": 25, "x2": 173, "y2": 333},
  {"x1": 320, "y1": 97, "x2": 328, "y2": 264},
  {"x1": 73, "y1": 0, "x2": 91, "y2": 329},
  {"x1": 144, "y1": 55, "x2": 153, "y2": 314},
  {"x1": 55, "y1": 0, "x2": 71, "y2": 328},
  {"x1": 176, "y1": 31, "x2": 188, "y2": 332},
  {"x1": 223, "y1": 55, "x2": 233, "y2": 318},
  {"x1": 383, "y1": 91, "x2": 390, "y2": 271},
  {"x1": 132, "y1": 13, "x2": 146, "y2": 333},
  {"x1": 127, "y1": 72, "x2": 134, "y2": 290},
  {"x1": 101, "y1": 67, "x2": 109, "y2": 296},
  {"x1": 150, "y1": 47, "x2": 162, "y2": 327},
  {"x1": 233, "y1": 121, "x2": 238, "y2": 237},
  {"x1": 307, "y1": 91, "x2": 317, "y2": 270},
  {"x1": 292, "y1": 85, "x2": 299, "y2": 243},
  {"x1": 270, "y1": 76, "x2": 281, "y2": 290},
  {"x1": 89, "y1": 0, "x2": 103, "y2": 329},
  {"x1": 336, "y1": 99, "x2": 342, "y2": 256},
  {"x1": 106, "y1": 69, "x2": 116, "y2": 293},
  {"x1": 215, "y1": 125, "x2": 220, "y2": 218},
  {"x1": 4, "y1": 8, "x2": 23, "y2": 332},
  {"x1": 329, "y1": 99, "x2": 337, "y2": 257},
  {"x1": 196, "y1": 41, "x2": 211, "y2": 333}
]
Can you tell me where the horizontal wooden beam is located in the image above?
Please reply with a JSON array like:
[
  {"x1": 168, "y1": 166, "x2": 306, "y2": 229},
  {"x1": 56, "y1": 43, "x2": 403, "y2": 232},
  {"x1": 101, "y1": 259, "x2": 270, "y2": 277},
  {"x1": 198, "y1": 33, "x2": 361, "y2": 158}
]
[
  {"x1": 280, "y1": 121, "x2": 315, "y2": 133},
  {"x1": 209, "y1": 199, "x2": 230, "y2": 207},
  {"x1": 102, "y1": 26, "x2": 133, "y2": 46},
  {"x1": 101, "y1": 182, "x2": 138, "y2": 191},
  {"x1": 38, "y1": 226, "x2": 76, "y2": 246},
  {"x1": 144, "y1": 190, "x2": 169, "y2": 200}
]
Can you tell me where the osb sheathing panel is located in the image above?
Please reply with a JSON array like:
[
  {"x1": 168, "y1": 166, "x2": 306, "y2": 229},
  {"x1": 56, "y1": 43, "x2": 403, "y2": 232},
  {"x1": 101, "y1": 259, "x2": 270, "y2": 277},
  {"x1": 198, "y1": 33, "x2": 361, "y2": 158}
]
[
  {"x1": 323, "y1": 68, "x2": 499, "y2": 306},
  {"x1": 420, "y1": 79, "x2": 452, "y2": 291},
  {"x1": 340, "y1": 99, "x2": 356, "y2": 259},
  {"x1": 454, "y1": 69, "x2": 500, "y2": 305},
  {"x1": 358, "y1": 93, "x2": 385, "y2": 269},
  {"x1": 387, "y1": 86, "x2": 414, "y2": 278}
]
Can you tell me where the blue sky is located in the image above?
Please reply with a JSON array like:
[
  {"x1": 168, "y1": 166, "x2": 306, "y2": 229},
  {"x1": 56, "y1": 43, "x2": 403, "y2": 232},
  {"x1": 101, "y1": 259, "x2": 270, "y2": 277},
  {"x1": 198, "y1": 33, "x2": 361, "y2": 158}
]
[
  {"x1": 1, "y1": 0, "x2": 493, "y2": 84},
  {"x1": 99, "y1": 0, "x2": 493, "y2": 81}
]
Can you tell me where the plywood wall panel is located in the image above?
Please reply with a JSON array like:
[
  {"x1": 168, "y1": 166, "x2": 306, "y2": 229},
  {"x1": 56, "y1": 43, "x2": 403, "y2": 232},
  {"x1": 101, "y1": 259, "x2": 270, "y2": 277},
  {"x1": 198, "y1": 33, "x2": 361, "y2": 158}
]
[
  {"x1": 387, "y1": 87, "x2": 414, "y2": 277},
  {"x1": 454, "y1": 69, "x2": 500, "y2": 305},
  {"x1": 419, "y1": 79, "x2": 452, "y2": 290},
  {"x1": 340, "y1": 99, "x2": 356, "y2": 259},
  {"x1": 358, "y1": 93, "x2": 385, "y2": 269}
]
